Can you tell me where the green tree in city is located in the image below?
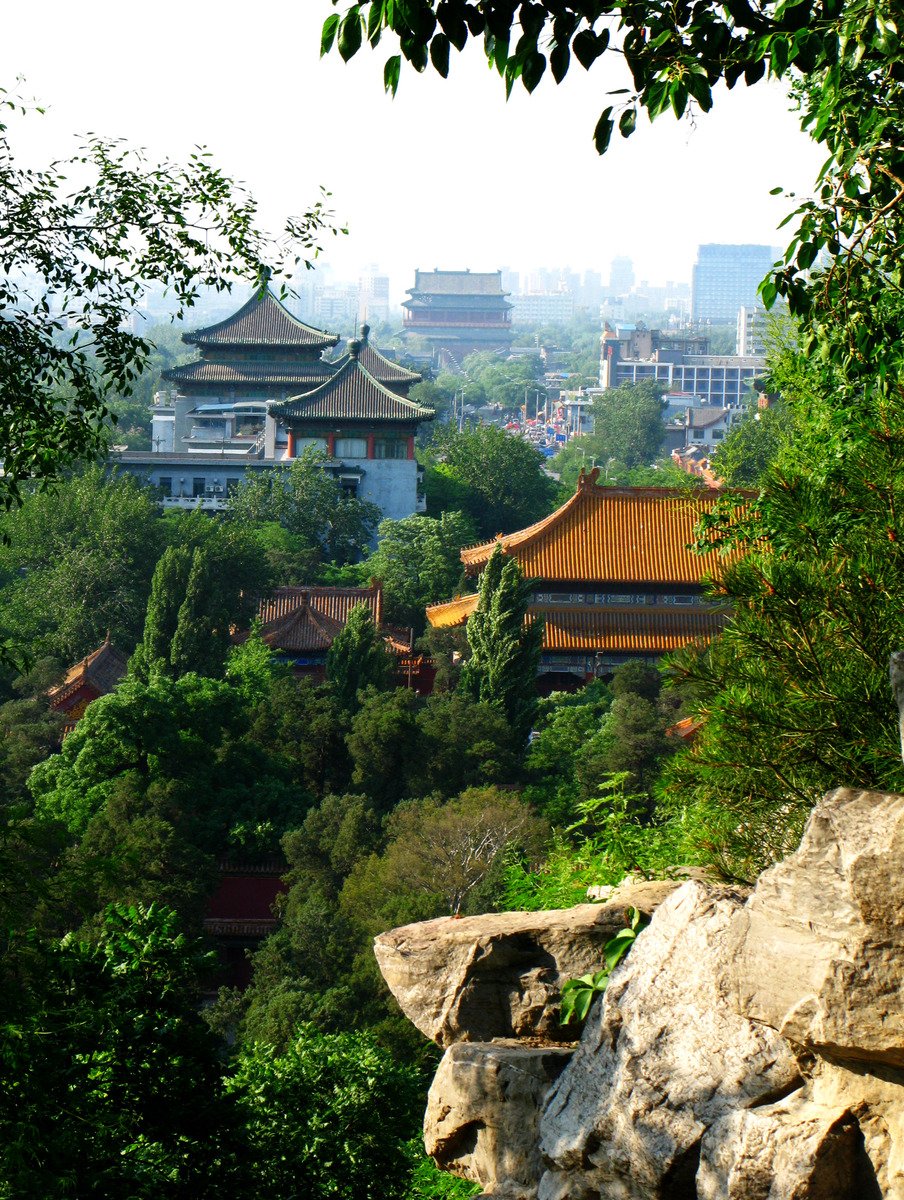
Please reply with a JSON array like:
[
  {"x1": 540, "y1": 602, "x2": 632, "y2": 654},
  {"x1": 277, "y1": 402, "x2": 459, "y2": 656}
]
[
  {"x1": 0, "y1": 468, "x2": 163, "y2": 665},
  {"x1": 459, "y1": 545, "x2": 543, "y2": 745},
  {"x1": 426, "y1": 424, "x2": 557, "y2": 537},
  {"x1": 326, "y1": 602, "x2": 396, "y2": 713},
  {"x1": 227, "y1": 449, "x2": 380, "y2": 567},
  {"x1": 28, "y1": 673, "x2": 301, "y2": 918},
  {"x1": 364, "y1": 510, "x2": 475, "y2": 630},
  {"x1": 589, "y1": 381, "x2": 666, "y2": 471},
  {"x1": 130, "y1": 546, "x2": 228, "y2": 681},
  {"x1": 709, "y1": 402, "x2": 798, "y2": 486},
  {"x1": 0, "y1": 903, "x2": 248, "y2": 1199}
]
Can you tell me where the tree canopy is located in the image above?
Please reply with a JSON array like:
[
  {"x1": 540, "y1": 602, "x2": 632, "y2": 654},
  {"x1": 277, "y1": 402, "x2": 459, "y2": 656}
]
[
  {"x1": 363, "y1": 510, "x2": 475, "y2": 630},
  {"x1": 424, "y1": 424, "x2": 557, "y2": 537},
  {"x1": 0, "y1": 89, "x2": 336, "y2": 509},
  {"x1": 226, "y1": 449, "x2": 380, "y2": 567}
]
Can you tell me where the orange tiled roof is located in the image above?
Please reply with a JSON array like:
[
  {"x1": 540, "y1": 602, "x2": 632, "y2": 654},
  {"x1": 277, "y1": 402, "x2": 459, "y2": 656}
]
[
  {"x1": 425, "y1": 593, "x2": 479, "y2": 628},
  {"x1": 460, "y1": 470, "x2": 736, "y2": 583},
  {"x1": 48, "y1": 636, "x2": 128, "y2": 708},
  {"x1": 426, "y1": 599, "x2": 726, "y2": 653},
  {"x1": 537, "y1": 605, "x2": 726, "y2": 653}
]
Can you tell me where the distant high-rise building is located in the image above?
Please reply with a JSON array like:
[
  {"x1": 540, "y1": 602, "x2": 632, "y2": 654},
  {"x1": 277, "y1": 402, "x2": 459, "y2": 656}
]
[
  {"x1": 691, "y1": 244, "x2": 774, "y2": 324},
  {"x1": 736, "y1": 305, "x2": 770, "y2": 356},
  {"x1": 358, "y1": 268, "x2": 391, "y2": 322},
  {"x1": 609, "y1": 256, "x2": 634, "y2": 297}
]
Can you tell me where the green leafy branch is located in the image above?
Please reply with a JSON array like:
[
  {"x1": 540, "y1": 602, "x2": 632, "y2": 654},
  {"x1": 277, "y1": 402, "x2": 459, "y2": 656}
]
[{"x1": 560, "y1": 905, "x2": 649, "y2": 1024}]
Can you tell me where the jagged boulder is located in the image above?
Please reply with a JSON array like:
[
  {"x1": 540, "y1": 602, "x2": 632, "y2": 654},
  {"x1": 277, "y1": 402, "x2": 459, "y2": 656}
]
[
  {"x1": 425, "y1": 1041, "x2": 574, "y2": 1200},
  {"x1": 374, "y1": 880, "x2": 678, "y2": 1046},
  {"x1": 698, "y1": 1058, "x2": 904, "y2": 1199},
  {"x1": 538, "y1": 882, "x2": 801, "y2": 1200},
  {"x1": 729, "y1": 788, "x2": 904, "y2": 1068}
]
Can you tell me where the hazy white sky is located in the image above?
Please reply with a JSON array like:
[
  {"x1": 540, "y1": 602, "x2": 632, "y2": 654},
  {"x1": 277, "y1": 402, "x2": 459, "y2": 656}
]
[{"x1": 4, "y1": 2, "x2": 825, "y2": 303}]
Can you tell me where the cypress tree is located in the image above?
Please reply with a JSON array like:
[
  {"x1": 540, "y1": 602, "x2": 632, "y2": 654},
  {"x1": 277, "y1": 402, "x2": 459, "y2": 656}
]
[
  {"x1": 170, "y1": 548, "x2": 228, "y2": 678},
  {"x1": 325, "y1": 603, "x2": 395, "y2": 712},
  {"x1": 129, "y1": 546, "x2": 192, "y2": 682},
  {"x1": 131, "y1": 546, "x2": 226, "y2": 681},
  {"x1": 459, "y1": 545, "x2": 542, "y2": 744}
]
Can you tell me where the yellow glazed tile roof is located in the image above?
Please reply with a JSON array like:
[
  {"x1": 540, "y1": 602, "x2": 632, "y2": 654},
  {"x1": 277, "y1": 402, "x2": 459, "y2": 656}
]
[{"x1": 460, "y1": 470, "x2": 736, "y2": 584}]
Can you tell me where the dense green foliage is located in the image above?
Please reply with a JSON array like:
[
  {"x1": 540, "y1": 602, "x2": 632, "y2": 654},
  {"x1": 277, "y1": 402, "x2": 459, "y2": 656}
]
[
  {"x1": 327, "y1": 603, "x2": 396, "y2": 713},
  {"x1": 423, "y1": 424, "x2": 557, "y2": 537},
  {"x1": 227, "y1": 449, "x2": 381, "y2": 568},
  {"x1": 1, "y1": 904, "x2": 248, "y2": 1199},
  {"x1": 363, "y1": 510, "x2": 475, "y2": 630}
]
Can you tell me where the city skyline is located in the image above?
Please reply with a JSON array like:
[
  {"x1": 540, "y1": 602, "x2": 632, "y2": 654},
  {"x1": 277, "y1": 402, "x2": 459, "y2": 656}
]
[{"x1": 4, "y1": 6, "x2": 825, "y2": 303}]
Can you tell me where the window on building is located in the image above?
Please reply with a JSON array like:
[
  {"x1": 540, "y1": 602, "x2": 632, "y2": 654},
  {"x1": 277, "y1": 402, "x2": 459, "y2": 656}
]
[
  {"x1": 335, "y1": 437, "x2": 368, "y2": 459},
  {"x1": 296, "y1": 437, "x2": 329, "y2": 454},
  {"x1": 192, "y1": 477, "x2": 206, "y2": 497},
  {"x1": 373, "y1": 438, "x2": 407, "y2": 460},
  {"x1": 157, "y1": 477, "x2": 172, "y2": 497},
  {"x1": 339, "y1": 478, "x2": 359, "y2": 499}
]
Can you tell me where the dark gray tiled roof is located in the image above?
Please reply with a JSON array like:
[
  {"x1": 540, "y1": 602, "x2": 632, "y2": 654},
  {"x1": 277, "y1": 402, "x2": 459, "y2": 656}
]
[
  {"x1": 334, "y1": 335, "x2": 422, "y2": 385},
  {"x1": 163, "y1": 360, "x2": 335, "y2": 386},
  {"x1": 272, "y1": 358, "x2": 434, "y2": 423},
  {"x1": 410, "y1": 270, "x2": 508, "y2": 296},
  {"x1": 184, "y1": 289, "x2": 339, "y2": 349}
]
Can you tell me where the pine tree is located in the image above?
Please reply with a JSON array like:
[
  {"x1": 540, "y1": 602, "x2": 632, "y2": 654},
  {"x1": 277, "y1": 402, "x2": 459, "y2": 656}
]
[
  {"x1": 325, "y1": 603, "x2": 395, "y2": 712},
  {"x1": 460, "y1": 545, "x2": 543, "y2": 745}
]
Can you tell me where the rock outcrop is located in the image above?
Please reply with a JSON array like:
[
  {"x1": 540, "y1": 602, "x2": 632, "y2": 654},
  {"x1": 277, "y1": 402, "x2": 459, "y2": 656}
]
[
  {"x1": 729, "y1": 787, "x2": 904, "y2": 1067},
  {"x1": 425, "y1": 1041, "x2": 573, "y2": 1200},
  {"x1": 374, "y1": 879, "x2": 678, "y2": 1046},
  {"x1": 539, "y1": 882, "x2": 800, "y2": 1200},
  {"x1": 375, "y1": 789, "x2": 904, "y2": 1198}
]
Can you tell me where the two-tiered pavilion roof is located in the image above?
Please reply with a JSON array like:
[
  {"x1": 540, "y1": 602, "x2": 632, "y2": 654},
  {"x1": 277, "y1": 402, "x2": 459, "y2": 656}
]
[{"x1": 427, "y1": 469, "x2": 737, "y2": 672}]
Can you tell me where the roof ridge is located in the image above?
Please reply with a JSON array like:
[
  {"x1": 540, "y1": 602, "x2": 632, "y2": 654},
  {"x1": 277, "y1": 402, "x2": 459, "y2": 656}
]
[
  {"x1": 276, "y1": 357, "x2": 434, "y2": 420},
  {"x1": 184, "y1": 287, "x2": 339, "y2": 347}
]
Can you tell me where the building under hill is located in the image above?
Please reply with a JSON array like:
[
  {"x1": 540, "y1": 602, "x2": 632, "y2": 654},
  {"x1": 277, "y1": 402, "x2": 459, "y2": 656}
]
[{"x1": 426, "y1": 469, "x2": 734, "y2": 690}]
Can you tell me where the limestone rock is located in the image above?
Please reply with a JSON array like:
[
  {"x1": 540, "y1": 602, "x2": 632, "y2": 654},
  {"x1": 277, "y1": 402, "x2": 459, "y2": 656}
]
[
  {"x1": 374, "y1": 880, "x2": 678, "y2": 1046},
  {"x1": 729, "y1": 788, "x2": 904, "y2": 1067},
  {"x1": 425, "y1": 1040, "x2": 574, "y2": 1200},
  {"x1": 538, "y1": 881, "x2": 801, "y2": 1200},
  {"x1": 698, "y1": 1056, "x2": 904, "y2": 1199}
]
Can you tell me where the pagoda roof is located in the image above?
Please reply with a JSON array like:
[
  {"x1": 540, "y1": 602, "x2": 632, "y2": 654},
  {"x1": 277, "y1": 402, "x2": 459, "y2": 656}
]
[
  {"x1": 460, "y1": 470, "x2": 739, "y2": 584},
  {"x1": 403, "y1": 294, "x2": 513, "y2": 312},
  {"x1": 425, "y1": 596, "x2": 726, "y2": 653},
  {"x1": 408, "y1": 270, "x2": 509, "y2": 297},
  {"x1": 426, "y1": 593, "x2": 479, "y2": 628},
  {"x1": 184, "y1": 288, "x2": 339, "y2": 350},
  {"x1": 163, "y1": 360, "x2": 336, "y2": 387},
  {"x1": 271, "y1": 349, "x2": 434, "y2": 424},
  {"x1": 48, "y1": 635, "x2": 128, "y2": 708},
  {"x1": 334, "y1": 324, "x2": 422, "y2": 386},
  {"x1": 252, "y1": 585, "x2": 412, "y2": 655}
]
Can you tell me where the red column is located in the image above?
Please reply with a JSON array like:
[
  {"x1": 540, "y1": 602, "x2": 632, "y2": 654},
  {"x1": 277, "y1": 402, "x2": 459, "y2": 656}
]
[
  {"x1": 327, "y1": 433, "x2": 336, "y2": 457},
  {"x1": 367, "y1": 434, "x2": 376, "y2": 459},
  {"x1": 286, "y1": 429, "x2": 296, "y2": 459},
  {"x1": 407, "y1": 435, "x2": 415, "y2": 460}
]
